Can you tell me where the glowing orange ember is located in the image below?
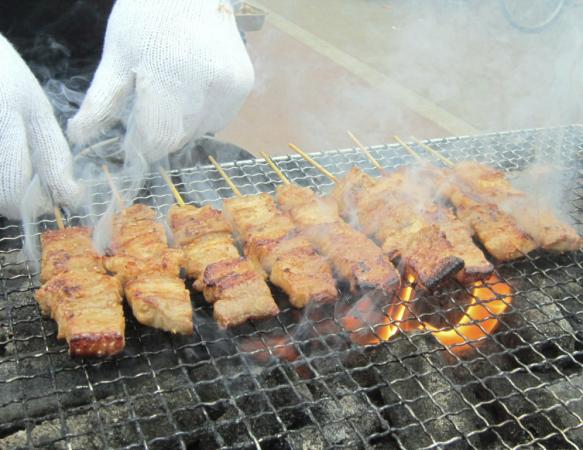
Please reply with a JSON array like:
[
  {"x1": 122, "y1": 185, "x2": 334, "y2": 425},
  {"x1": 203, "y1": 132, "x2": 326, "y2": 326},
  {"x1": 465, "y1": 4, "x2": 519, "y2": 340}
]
[
  {"x1": 341, "y1": 276, "x2": 415, "y2": 345},
  {"x1": 427, "y1": 275, "x2": 513, "y2": 353},
  {"x1": 341, "y1": 273, "x2": 512, "y2": 352}
]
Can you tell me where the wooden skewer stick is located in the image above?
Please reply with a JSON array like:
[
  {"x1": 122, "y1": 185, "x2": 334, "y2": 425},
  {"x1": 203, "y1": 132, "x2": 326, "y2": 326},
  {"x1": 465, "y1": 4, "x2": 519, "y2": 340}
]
[
  {"x1": 288, "y1": 143, "x2": 338, "y2": 183},
  {"x1": 411, "y1": 137, "x2": 454, "y2": 166},
  {"x1": 159, "y1": 168, "x2": 186, "y2": 207},
  {"x1": 260, "y1": 152, "x2": 290, "y2": 185},
  {"x1": 347, "y1": 130, "x2": 385, "y2": 173},
  {"x1": 102, "y1": 164, "x2": 125, "y2": 209},
  {"x1": 54, "y1": 207, "x2": 65, "y2": 230},
  {"x1": 393, "y1": 136, "x2": 423, "y2": 162},
  {"x1": 208, "y1": 156, "x2": 242, "y2": 197}
]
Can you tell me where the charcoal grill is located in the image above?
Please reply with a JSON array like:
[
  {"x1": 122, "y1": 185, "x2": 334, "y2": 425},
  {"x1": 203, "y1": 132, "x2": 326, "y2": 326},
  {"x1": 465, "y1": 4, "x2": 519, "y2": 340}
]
[{"x1": 1, "y1": 126, "x2": 583, "y2": 449}]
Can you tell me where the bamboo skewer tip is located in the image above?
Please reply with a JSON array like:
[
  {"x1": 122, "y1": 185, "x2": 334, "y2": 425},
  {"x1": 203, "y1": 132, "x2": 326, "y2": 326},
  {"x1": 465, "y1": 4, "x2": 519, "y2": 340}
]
[
  {"x1": 102, "y1": 164, "x2": 125, "y2": 209},
  {"x1": 288, "y1": 143, "x2": 338, "y2": 183},
  {"x1": 410, "y1": 136, "x2": 454, "y2": 167},
  {"x1": 260, "y1": 152, "x2": 290, "y2": 185},
  {"x1": 54, "y1": 207, "x2": 65, "y2": 230},
  {"x1": 346, "y1": 130, "x2": 384, "y2": 173},
  {"x1": 159, "y1": 168, "x2": 186, "y2": 207},
  {"x1": 208, "y1": 156, "x2": 242, "y2": 197},
  {"x1": 394, "y1": 135, "x2": 423, "y2": 162}
]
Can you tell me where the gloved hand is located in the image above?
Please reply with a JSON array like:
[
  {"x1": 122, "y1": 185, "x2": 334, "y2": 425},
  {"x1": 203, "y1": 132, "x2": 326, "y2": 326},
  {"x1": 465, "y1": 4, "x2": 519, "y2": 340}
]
[
  {"x1": 0, "y1": 34, "x2": 80, "y2": 220},
  {"x1": 67, "y1": 0, "x2": 255, "y2": 163}
]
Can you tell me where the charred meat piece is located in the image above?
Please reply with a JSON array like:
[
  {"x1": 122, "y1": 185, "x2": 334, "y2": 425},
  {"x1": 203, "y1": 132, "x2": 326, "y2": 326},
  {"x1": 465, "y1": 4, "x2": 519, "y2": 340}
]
[
  {"x1": 275, "y1": 184, "x2": 400, "y2": 297},
  {"x1": 202, "y1": 258, "x2": 279, "y2": 328},
  {"x1": 168, "y1": 204, "x2": 280, "y2": 326},
  {"x1": 40, "y1": 227, "x2": 105, "y2": 283},
  {"x1": 333, "y1": 168, "x2": 465, "y2": 288},
  {"x1": 36, "y1": 271, "x2": 125, "y2": 357},
  {"x1": 304, "y1": 221, "x2": 401, "y2": 296},
  {"x1": 223, "y1": 193, "x2": 338, "y2": 308},
  {"x1": 107, "y1": 204, "x2": 192, "y2": 334}
]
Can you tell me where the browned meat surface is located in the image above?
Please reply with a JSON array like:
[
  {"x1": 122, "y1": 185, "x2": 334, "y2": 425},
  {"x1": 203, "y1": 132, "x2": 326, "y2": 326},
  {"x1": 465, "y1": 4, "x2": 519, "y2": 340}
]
[
  {"x1": 107, "y1": 204, "x2": 192, "y2": 334},
  {"x1": 509, "y1": 204, "x2": 583, "y2": 252},
  {"x1": 449, "y1": 162, "x2": 582, "y2": 254},
  {"x1": 40, "y1": 227, "x2": 105, "y2": 283},
  {"x1": 332, "y1": 167, "x2": 376, "y2": 218},
  {"x1": 106, "y1": 204, "x2": 182, "y2": 278},
  {"x1": 168, "y1": 204, "x2": 279, "y2": 326},
  {"x1": 36, "y1": 226, "x2": 125, "y2": 356},
  {"x1": 275, "y1": 184, "x2": 400, "y2": 297},
  {"x1": 306, "y1": 222, "x2": 401, "y2": 295},
  {"x1": 451, "y1": 189, "x2": 537, "y2": 261},
  {"x1": 202, "y1": 258, "x2": 279, "y2": 327},
  {"x1": 168, "y1": 204, "x2": 239, "y2": 281},
  {"x1": 223, "y1": 194, "x2": 338, "y2": 308},
  {"x1": 125, "y1": 273, "x2": 193, "y2": 335},
  {"x1": 436, "y1": 210, "x2": 493, "y2": 283},
  {"x1": 452, "y1": 161, "x2": 524, "y2": 201},
  {"x1": 35, "y1": 271, "x2": 125, "y2": 357},
  {"x1": 333, "y1": 168, "x2": 465, "y2": 288}
]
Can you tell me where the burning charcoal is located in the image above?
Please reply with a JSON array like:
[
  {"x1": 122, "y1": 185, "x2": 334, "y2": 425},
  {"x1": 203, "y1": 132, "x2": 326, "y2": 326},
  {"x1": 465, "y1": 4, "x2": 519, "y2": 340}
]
[{"x1": 373, "y1": 333, "x2": 489, "y2": 449}]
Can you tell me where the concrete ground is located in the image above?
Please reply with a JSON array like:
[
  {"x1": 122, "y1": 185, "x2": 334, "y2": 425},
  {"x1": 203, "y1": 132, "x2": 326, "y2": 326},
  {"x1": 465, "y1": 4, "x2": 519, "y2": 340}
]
[{"x1": 218, "y1": 0, "x2": 583, "y2": 156}]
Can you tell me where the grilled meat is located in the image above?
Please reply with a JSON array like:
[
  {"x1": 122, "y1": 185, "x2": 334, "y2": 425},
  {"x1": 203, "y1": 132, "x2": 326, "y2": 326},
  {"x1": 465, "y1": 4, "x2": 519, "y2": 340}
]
[
  {"x1": 450, "y1": 189, "x2": 537, "y2": 261},
  {"x1": 449, "y1": 161, "x2": 582, "y2": 253},
  {"x1": 36, "y1": 270, "x2": 125, "y2": 357},
  {"x1": 435, "y1": 210, "x2": 493, "y2": 283},
  {"x1": 40, "y1": 227, "x2": 105, "y2": 283},
  {"x1": 223, "y1": 194, "x2": 338, "y2": 307},
  {"x1": 168, "y1": 204, "x2": 280, "y2": 325},
  {"x1": 332, "y1": 168, "x2": 466, "y2": 288},
  {"x1": 168, "y1": 204, "x2": 240, "y2": 281},
  {"x1": 107, "y1": 204, "x2": 192, "y2": 335},
  {"x1": 125, "y1": 273, "x2": 193, "y2": 334},
  {"x1": 275, "y1": 184, "x2": 400, "y2": 296},
  {"x1": 451, "y1": 161, "x2": 524, "y2": 202},
  {"x1": 202, "y1": 258, "x2": 280, "y2": 327}
]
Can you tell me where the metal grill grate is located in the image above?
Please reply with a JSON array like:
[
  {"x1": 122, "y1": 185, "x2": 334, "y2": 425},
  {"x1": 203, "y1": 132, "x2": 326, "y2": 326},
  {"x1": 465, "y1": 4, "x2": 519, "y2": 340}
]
[{"x1": 1, "y1": 126, "x2": 583, "y2": 449}]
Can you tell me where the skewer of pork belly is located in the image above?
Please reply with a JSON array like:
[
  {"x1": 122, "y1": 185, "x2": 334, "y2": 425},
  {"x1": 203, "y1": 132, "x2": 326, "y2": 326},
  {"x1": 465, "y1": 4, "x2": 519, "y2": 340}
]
[
  {"x1": 396, "y1": 139, "x2": 536, "y2": 261},
  {"x1": 411, "y1": 138, "x2": 582, "y2": 256},
  {"x1": 159, "y1": 168, "x2": 279, "y2": 327},
  {"x1": 208, "y1": 156, "x2": 338, "y2": 308},
  {"x1": 35, "y1": 209, "x2": 125, "y2": 357},
  {"x1": 288, "y1": 143, "x2": 459, "y2": 291},
  {"x1": 102, "y1": 167, "x2": 192, "y2": 335},
  {"x1": 340, "y1": 132, "x2": 493, "y2": 284},
  {"x1": 261, "y1": 152, "x2": 401, "y2": 297}
]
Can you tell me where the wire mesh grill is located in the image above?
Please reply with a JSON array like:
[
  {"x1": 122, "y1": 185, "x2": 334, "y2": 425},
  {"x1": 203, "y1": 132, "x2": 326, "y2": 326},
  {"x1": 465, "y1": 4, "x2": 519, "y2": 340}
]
[{"x1": 1, "y1": 125, "x2": 583, "y2": 449}]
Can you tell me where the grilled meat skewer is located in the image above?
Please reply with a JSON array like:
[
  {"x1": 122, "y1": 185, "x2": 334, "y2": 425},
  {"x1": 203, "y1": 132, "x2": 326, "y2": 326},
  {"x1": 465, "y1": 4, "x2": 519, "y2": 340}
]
[
  {"x1": 445, "y1": 161, "x2": 582, "y2": 253},
  {"x1": 332, "y1": 167, "x2": 486, "y2": 286},
  {"x1": 35, "y1": 227, "x2": 125, "y2": 357},
  {"x1": 168, "y1": 204, "x2": 279, "y2": 327},
  {"x1": 273, "y1": 185, "x2": 401, "y2": 297},
  {"x1": 221, "y1": 194, "x2": 338, "y2": 307},
  {"x1": 106, "y1": 204, "x2": 193, "y2": 335}
]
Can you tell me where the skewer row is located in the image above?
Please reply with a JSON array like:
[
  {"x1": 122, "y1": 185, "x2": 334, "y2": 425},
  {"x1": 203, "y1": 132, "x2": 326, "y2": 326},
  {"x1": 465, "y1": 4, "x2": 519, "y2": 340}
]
[{"x1": 32, "y1": 132, "x2": 581, "y2": 357}]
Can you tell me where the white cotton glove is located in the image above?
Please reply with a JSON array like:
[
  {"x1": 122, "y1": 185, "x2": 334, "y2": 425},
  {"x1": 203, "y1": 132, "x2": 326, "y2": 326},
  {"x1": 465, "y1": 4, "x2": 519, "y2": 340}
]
[
  {"x1": 67, "y1": 0, "x2": 255, "y2": 163},
  {"x1": 0, "y1": 34, "x2": 80, "y2": 220}
]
